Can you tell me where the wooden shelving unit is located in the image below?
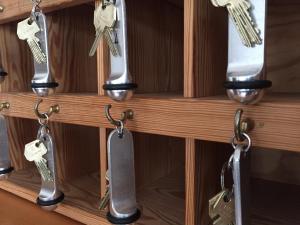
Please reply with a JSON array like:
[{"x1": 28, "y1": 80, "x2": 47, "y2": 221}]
[{"x1": 0, "y1": 0, "x2": 298, "y2": 225}]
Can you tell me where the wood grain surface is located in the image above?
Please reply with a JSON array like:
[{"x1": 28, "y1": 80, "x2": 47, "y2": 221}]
[
  {"x1": 127, "y1": 0, "x2": 183, "y2": 94},
  {"x1": 183, "y1": 0, "x2": 227, "y2": 224},
  {"x1": 0, "y1": 93, "x2": 300, "y2": 152},
  {"x1": 0, "y1": 165, "x2": 186, "y2": 225},
  {"x1": 0, "y1": 0, "x2": 93, "y2": 24},
  {"x1": 267, "y1": 0, "x2": 300, "y2": 93},
  {"x1": 0, "y1": 168, "x2": 107, "y2": 225},
  {"x1": 249, "y1": 0, "x2": 300, "y2": 186},
  {"x1": 137, "y1": 168, "x2": 185, "y2": 225},
  {"x1": 251, "y1": 179, "x2": 300, "y2": 225},
  {"x1": 0, "y1": 189, "x2": 83, "y2": 225}
]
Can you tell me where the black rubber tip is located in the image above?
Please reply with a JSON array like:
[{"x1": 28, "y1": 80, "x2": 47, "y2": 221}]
[
  {"x1": 0, "y1": 167, "x2": 13, "y2": 175},
  {"x1": 107, "y1": 209, "x2": 141, "y2": 224},
  {"x1": 224, "y1": 80, "x2": 272, "y2": 90},
  {"x1": 0, "y1": 68, "x2": 8, "y2": 77},
  {"x1": 31, "y1": 82, "x2": 59, "y2": 89},
  {"x1": 103, "y1": 83, "x2": 138, "y2": 91},
  {"x1": 37, "y1": 193, "x2": 64, "y2": 207}
]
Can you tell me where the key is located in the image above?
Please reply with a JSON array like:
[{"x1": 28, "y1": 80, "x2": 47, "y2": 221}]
[
  {"x1": 24, "y1": 140, "x2": 53, "y2": 182},
  {"x1": 17, "y1": 18, "x2": 47, "y2": 63},
  {"x1": 89, "y1": 2, "x2": 118, "y2": 56},
  {"x1": 209, "y1": 189, "x2": 235, "y2": 225},
  {"x1": 103, "y1": 27, "x2": 119, "y2": 56},
  {"x1": 210, "y1": 0, "x2": 261, "y2": 47},
  {"x1": 99, "y1": 170, "x2": 110, "y2": 210}
]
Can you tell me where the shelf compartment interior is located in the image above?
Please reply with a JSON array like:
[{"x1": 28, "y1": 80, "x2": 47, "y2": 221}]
[
  {"x1": 127, "y1": 0, "x2": 184, "y2": 95},
  {"x1": 0, "y1": 4, "x2": 97, "y2": 94},
  {"x1": 133, "y1": 132, "x2": 185, "y2": 225}
]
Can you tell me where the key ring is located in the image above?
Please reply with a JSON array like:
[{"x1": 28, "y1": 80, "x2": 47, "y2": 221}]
[
  {"x1": 30, "y1": 0, "x2": 41, "y2": 22},
  {"x1": 231, "y1": 132, "x2": 252, "y2": 153},
  {"x1": 116, "y1": 120, "x2": 124, "y2": 138},
  {"x1": 220, "y1": 160, "x2": 234, "y2": 199},
  {"x1": 38, "y1": 113, "x2": 49, "y2": 126}
]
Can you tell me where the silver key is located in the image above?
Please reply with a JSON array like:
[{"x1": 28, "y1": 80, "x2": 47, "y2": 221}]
[
  {"x1": 211, "y1": 0, "x2": 261, "y2": 47},
  {"x1": 89, "y1": 2, "x2": 118, "y2": 56},
  {"x1": 17, "y1": 18, "x2": 46, "y2": 63},
  {"x1": 103, "y1": 27, "x2": 119, "y2": 56},
  {"x1": 24, "y1": 140, "x2": 53, "y2": 182}
]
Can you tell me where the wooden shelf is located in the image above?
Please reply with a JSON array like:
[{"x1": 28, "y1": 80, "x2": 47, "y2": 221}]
[
  {"x1": 0, "y1": 189, "x2": 83, "y2": 225},
  {"x1": 0, "y1": 0, "x2": 93, "y2": 24},
  {"x1": 0, "y1": 93, "x2": 300, "y2": 152},
  {"x1": 0, "y1": 166, "x2": 185, "y2": 225},
  {"x1": 137, "y1": 168, "x2": 185, "y2": 225},
  {"x1": 0, "y1": 168, "x2": 108, "y2": 225},
  {"x1": 251, "y1": 179, "x2": 300, "y2": 225}
]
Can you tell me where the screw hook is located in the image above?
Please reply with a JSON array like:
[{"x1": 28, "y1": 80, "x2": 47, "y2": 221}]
[
  {"x1": 34, "y1": 99, "x2": 59, "y2": 120},
  {"x1": 104, "y1": 104, "x2": 134, "y2": 127},
  {"x1": 234, "y1": 109, "x2": 254, "y2": 142},
  {"x1": 0, "y1": 102, "x2": 10, "y2": 111}
]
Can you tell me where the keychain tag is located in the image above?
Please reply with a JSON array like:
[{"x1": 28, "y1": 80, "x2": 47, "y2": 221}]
[
  {"x1": 107, "y1": 128, "x2": 140, "y2": 224},
  {"x1": 232, "y1": 144, "x2": 251, "y2": 225},
  {"x1": 24, "y1": 124, "x2": 64, "y2": 210}
]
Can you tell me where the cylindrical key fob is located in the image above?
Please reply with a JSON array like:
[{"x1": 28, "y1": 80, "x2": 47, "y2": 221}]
[
  {"x1": 103, "y1": 0, "x2": 137, "y2": 101},
  {"x1": 36, "y1": 125, "x2": 64, "y2": 211},
  {"x1": 0, "y1": 115, "x2": 13, "y2": 180},
  {"x1": 224, "y1": 0, "x2": 271, "y2": 104},
  {"x1": 31, "y1": 11, "x2": 58, "y2": 97},
  {"x1": 107, "y1": 128, "x2": 140, "y2": 224}
]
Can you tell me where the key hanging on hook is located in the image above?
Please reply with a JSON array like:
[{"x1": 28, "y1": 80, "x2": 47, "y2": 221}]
[
  {"x1": 105, "y1": 104, "x2": 141, "y2": 224},
  {"x1": 231, "y1": 109, "x2": 253, "y2": 225},
  {"x1": 24, "y1": 98, "x2": 63, "y2": 210},
  {"x1": 17, "y1": 0, "x2": 59, "y2": 96},
  {"x1": 101, "y1": 0, "x2": 138, "y2": 101}
]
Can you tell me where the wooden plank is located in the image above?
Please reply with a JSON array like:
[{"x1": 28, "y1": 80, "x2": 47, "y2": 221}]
[
  {"x1": 0, "y1": 93, "x2": 300, "y2": 152},
  {"x1": 0, "y1": 189, "x2": 83, "y2": 225},
  {"x1": 185, "y1": 139, "x2": 195, "y2": 225},
  {"x1": 0, "y1": 168, "x2": 109, "y2": 225},
  {"x1": 251, "y1": 179, "x2": 300, "y2": 225},
  {"x1": 137, "y1": 168, "x2": 185, "y2": 225},
  {"x1": 0, "y1": 0, "x2": 93, "y2": 24}
]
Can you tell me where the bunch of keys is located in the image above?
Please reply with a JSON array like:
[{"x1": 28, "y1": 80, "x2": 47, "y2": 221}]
[
  {"x1": 17, "y1": 1, "x2": 46, "y2": 64},
  {"x1": 209, "y1": 160, "x2": 235, "y2": 225},
  {"x1": 24, "y1": 132, "x2": 53, "y2": 182},
  {"x1": 210, "y1": 0, "x2": 261, "y2": 47},
  {"x1": 99, "y1": 170, "x2": 110, "y2": 210},
  {"x1": 89, "y1": 0, "x2": 119, "y2": 56},
  {"x1": 209, "y1": 130, "x2": 252, "y2": 225}
]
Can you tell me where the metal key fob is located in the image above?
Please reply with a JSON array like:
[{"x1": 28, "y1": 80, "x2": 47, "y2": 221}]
[
  {"x1": 103, "y1": 0, "x2": 137, "y2": 101},
  {"x1": 225, "y1": 0, "x2": 271, "y2": 104},
  {"x1": 107, "y1": 128, "x2": 140, "y2": 224},
  {"x1": 232, "y1": 145, "x2": 251, "y2": 225},
  {"x1": 0, "y1": 115, "x2": 13, "y2": 179},
  {"x1": 36, "y1": 125, "x2": 64, "y2": 210},
  {"x1": 31, "y1": 12, "x2": 58, "y2": 97}
]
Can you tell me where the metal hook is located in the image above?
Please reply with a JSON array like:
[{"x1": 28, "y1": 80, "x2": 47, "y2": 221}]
[
  {"x1": 0, "y1": 102, "x2": 10, "y2": 112},
  {"x1": 104, "y1": 104, "x2": 134, "y2": 127},
  {"x1": 234, "y1": 109, "x2": 254, "y2": 142},
  {"x1": 34, "y1": 99, "x2": 59, "y2": 120}
]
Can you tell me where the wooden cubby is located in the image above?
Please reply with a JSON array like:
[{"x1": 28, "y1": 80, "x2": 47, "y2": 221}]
[{"x1": 0, "y1": 0, "x2": 298, "y2": 225}]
